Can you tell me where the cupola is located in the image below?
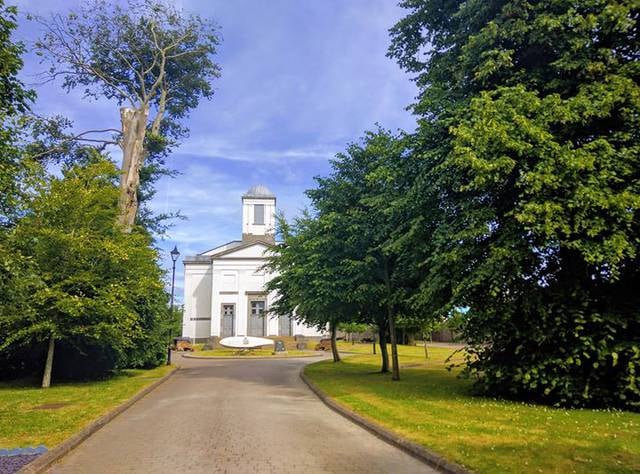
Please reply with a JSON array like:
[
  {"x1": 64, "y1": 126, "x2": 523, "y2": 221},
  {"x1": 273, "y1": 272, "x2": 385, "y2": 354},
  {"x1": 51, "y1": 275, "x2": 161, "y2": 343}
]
[{"x1": 241, "y1": 185, "x2": 276, "y2": 243}]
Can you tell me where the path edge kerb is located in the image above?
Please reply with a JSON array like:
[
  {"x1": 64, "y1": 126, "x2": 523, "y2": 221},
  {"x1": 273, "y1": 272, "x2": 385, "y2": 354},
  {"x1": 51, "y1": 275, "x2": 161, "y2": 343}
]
[
  {"x1": 299, "y1": 366, "x2": 471, "y2": 474},
  {"x1": 18, "y1": 366, "x2": 179, "y2": 474}
]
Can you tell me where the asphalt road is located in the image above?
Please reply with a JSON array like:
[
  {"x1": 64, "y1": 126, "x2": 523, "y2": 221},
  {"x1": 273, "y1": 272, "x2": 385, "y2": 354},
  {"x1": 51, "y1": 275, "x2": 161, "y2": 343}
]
[{"x1": 48, "y1": 355, "x2": 434, "y2": 473}]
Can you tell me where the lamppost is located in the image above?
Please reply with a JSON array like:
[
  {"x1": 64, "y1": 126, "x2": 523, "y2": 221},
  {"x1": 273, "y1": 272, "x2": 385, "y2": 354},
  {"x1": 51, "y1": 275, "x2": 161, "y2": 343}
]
[{"x1": 168, "y1": 245, "x2": 180, "y2": 365}]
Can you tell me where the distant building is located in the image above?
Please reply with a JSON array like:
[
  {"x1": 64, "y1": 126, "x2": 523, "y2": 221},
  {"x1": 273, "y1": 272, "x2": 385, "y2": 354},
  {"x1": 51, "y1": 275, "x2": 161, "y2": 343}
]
[{"x1": 181, "y1": 185, "x2": 324, "y2": 342}]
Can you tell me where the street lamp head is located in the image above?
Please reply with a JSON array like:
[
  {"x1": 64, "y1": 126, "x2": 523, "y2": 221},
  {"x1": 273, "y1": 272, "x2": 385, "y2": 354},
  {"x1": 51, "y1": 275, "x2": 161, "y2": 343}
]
[{"x1": 170, "y1": 245, "x2": 180, "y2": 262}]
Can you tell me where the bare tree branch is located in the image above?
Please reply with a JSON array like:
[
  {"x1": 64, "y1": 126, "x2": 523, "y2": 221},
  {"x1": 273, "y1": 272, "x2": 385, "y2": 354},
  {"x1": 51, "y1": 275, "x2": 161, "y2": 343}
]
[
  {"x1": 28, "y1": 128, "x2": 122, "y2": 160},
  {"x1": 150, "y1": 79, "x2": 167, "y2": 135},
  {"x1": 33, "y1": 13, "x2": 139, "y2": 106},
  {"x1": 165, "y1": 47, "x2": 208, "y2": 59},
  {"x1": 31, "y1": 0, "x2": 222, "y2": 231},
  {"x1": 76, "y1": 138, "x2": 119, "y2": 144}
]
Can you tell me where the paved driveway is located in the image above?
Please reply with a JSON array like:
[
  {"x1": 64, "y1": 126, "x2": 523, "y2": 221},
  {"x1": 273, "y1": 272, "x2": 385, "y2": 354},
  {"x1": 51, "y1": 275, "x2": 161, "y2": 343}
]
[{"x1": 48, "y1": 355, "x2": 434, "y2": 473}]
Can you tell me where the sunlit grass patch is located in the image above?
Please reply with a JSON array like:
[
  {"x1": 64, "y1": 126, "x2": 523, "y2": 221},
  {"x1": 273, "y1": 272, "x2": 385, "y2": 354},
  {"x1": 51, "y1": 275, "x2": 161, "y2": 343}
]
[
  {"x1": 192, "y1": 348, "x2": 312, "y2": 357},
  {"x1": 0, "y1": 365, "x2": 173, "y2": 448},
  {"x1": 307, "y1": 344, "x2": 640, "y2": 473}
]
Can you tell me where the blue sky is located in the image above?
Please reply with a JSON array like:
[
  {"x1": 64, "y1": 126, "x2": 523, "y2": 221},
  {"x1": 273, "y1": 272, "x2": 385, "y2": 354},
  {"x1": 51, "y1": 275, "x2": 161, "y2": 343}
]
[{"x1": 13, "y1": 0, "x2": 417, "y2": 302}]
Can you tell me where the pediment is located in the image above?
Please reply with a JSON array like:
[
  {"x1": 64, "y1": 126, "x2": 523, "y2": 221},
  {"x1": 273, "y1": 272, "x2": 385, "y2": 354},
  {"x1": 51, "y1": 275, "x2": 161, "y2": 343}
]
[
  {"x1": 213, "y1": 240, "x2": 273, "y2": 259},
  {"x1": 200, "y1": 240, "x2": 242, "y2": 256}
]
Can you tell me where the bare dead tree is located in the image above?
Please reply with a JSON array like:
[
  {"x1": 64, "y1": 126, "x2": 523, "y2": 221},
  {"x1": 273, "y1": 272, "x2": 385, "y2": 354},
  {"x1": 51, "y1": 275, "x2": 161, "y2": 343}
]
[{"x1": 33, "y1": 0, "x2": 221, "y2": 231}]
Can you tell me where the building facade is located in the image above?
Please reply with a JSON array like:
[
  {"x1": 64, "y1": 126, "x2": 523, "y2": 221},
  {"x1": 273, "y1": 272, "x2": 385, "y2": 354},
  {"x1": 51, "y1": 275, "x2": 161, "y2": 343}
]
[{"x1": 181, "y1": 185, "x2": 324, "y2": 342}]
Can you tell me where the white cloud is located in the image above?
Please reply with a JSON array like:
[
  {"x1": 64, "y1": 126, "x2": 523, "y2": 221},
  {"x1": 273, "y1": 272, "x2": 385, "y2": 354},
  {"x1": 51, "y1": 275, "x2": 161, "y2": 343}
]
[
  {"x1": 17, "y1": 0, "x2": 418, "y2": 305},
  {"x1": 176, "y1": 136, "x2": 335, "y2": 163}
]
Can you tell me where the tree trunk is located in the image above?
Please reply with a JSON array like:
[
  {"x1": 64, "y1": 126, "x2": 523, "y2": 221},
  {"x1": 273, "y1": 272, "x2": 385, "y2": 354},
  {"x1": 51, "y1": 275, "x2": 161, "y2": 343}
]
[
  {"x1": 330, "y1": 321, "x2": 341, "y2": 363},
  {"x1": 423, "y1": 332, "x2": 429, "y2": 359},
  {"x1": 382, "y1": 260, "x2": 400, "y2": 381},
  {"x1": 117, "y1": 106, "x2": 149, "y2": 232},
  {"x1": 378, "y1": 324, "x2": 389, "y2": 373},
  {"x1": 387, "y1": 307, "x2": 400, "y2": 381},
  {"x1": 41, "y1": 336, "x2": 55, "y2": 388}
]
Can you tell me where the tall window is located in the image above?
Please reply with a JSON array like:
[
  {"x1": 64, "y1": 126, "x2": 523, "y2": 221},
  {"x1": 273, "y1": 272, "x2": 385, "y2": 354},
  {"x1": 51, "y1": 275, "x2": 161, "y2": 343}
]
[{"x1": 254, "y1": 204, "x2": 265, "y2": 225}]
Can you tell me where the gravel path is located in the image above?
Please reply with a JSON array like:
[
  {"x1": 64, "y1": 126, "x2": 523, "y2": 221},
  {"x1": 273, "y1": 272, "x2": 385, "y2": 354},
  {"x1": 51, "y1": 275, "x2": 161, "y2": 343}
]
[
  {"x1": 46, "y1": 355, "x2": 434, "y2": 473},
  {"x1": 0, "y1": 454, "x2": 40, "y2": 473}
]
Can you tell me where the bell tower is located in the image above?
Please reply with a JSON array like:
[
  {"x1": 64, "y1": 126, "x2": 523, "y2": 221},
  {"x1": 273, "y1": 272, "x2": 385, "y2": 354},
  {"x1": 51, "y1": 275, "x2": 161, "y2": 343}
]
[{"x1": 241, "y1": 185, "x2": 276, "y2": 243}]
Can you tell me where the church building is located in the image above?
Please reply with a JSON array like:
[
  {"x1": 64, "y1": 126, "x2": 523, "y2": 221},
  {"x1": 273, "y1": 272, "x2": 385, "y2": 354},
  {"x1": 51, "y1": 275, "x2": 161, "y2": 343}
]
[{"x1": 181, "y1": 185, "x2": 324, "y2": 342}]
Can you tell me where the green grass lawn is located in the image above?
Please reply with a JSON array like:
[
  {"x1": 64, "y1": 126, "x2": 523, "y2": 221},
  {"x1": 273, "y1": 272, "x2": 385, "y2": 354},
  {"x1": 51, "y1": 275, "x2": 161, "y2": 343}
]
[
  {"x1": 0, "y1": 365, "x2": 173, "y2": 449},
  {"x1": 307, "y1": 343, "x2": 640, "y2": 474},
  {"x1": 192, "y1": 348, "x2": 314, "y2": 357}
]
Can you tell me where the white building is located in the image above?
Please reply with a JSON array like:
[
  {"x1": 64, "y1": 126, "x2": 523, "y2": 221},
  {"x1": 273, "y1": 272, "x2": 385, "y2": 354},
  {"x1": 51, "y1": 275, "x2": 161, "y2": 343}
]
[{"x1": 181, "y1": 185, "x2": 324, "y2": 342}]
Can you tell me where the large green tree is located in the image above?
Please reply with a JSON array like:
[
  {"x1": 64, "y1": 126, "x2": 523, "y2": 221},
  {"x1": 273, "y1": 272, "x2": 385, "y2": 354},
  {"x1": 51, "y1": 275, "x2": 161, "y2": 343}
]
[
  {"x1": 265, "y1": 213, "x2": 357, "y2": 363},
  {"x1": 390, "y1": 0, "x2": 640, "y2": 408},
  {"x1": 0, "y1": 1, "x2": 176, "y2": 387},
  {"x1": 0, "y1": 0, "x2": 34, "y2": 226},
  {"x1": 1, "y1": 157, "x2": 169, "y2": 387},
  {"x1": 268, "y1": 129, "x2": 420, "y2": 377},
  {"x1": 309, "y1": 129, "x2": 423, "y2": 380},
  {"x1": 0, "y1": 0, "x2": 42, "y2": 379}
]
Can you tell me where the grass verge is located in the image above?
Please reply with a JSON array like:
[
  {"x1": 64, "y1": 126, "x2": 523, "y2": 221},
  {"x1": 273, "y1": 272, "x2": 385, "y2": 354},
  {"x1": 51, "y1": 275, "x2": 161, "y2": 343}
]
[
  {"x1": 192, "y1": 348, "x2": 313, "y2": 357},
  {"x1": 306, "y1": 343, "x2": 639, "y2": 474},
  {"x1": 0, "y1": 365, "x2": 173, "y2": 449}
]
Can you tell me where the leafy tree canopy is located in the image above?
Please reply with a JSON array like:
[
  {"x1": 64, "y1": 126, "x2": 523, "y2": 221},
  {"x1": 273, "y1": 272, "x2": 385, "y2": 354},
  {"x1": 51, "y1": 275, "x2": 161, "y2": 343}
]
[
  {"x1": 0, "y1": 156, "x2": 170, "y2": 384},
  {"x1": 0, "y1": 1, "x2": 32, "y2": 116},
  {"x1": 32, "y1": 0, "x2": 222, "y2": 231},
  {"x1": 268, "y1": 129, "x2": 425, "y2": 376},
  {"x1": 389, "y1": 0, "x2": 640, "y2": 408},
  {"x1": 33, "y1": 0, "x2": 220, "y2": 139},
  {"x1": 0, "y1": 0, "x2": 35, "y2": 226}
]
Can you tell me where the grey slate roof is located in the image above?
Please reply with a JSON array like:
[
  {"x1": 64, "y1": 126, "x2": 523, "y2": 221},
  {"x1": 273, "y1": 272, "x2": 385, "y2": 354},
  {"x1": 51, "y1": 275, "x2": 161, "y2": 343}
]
[
  {"x1": 184, "y1": 239, "x2": 278, "y2": 264},
  {"x1": 209, "y1": 239, "x2": 274, "y2": 258},
  {"x1": 242, "y1": 184, "x2": 275, "y2": 199},
  {"x1": 197, "y1": 240, "x2": 242, "y2": 256},
  {"x1": 182, "y1": 255, "x2": 212, "y2": 264}
]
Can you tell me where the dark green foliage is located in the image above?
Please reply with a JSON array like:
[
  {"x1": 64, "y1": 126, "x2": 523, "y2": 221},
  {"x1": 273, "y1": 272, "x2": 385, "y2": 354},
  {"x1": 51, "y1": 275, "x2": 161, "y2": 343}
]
[
  {"x1": 389, "y1": 0, "x2": 640, "y2": 409},
  {"x1": 265, "y1": 212, "x2": 358, "y2": 334},
  {"x1": 0, "y1": 157, "x2": 172, "y2": 381},
  {"x1": 0, "y1": 1, "x2": 32, "y2": 116},
  {"x1": 52, "y1": 339, "x2": 119, "y2": 380},
  {"x1": 0, "y1": 339, "x2": 45, "y2": 380},
  {"x1": 117, "y1": 290, "x2": 171, "y2": 369},
  {"x1": 0, "y1": 0, "x2": 34, "y2": 226},
  {"x1": 267, "y1": 129, "x2": 425, "y2": 374},
  {"x1": 0, "y1": 2, "x2": 178, "y2": 383},
  {"x1": 0, "y1": 239, "x2": 43, "y2": 379}
]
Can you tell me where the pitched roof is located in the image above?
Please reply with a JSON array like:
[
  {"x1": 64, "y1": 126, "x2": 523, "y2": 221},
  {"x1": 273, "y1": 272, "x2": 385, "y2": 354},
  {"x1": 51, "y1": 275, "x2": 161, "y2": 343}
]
[
  {"x1": 197, "y1": 240, "x2": 243, "y2": 256},
  {"x1": 209, "y1": 239, "x2": 274, "y2": 258}
]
